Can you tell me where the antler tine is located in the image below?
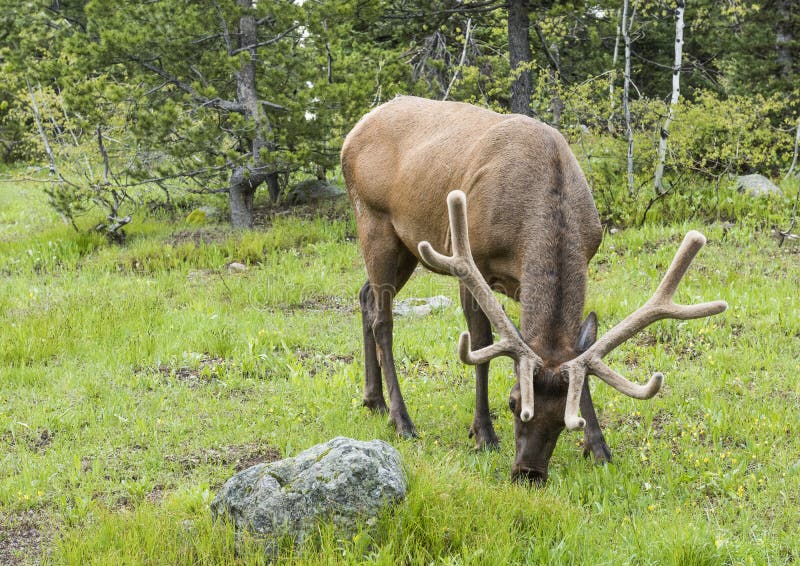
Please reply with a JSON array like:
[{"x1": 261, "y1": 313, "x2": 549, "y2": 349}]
[
  {"x1": 419, "y1": 190, "x2": 541, "y2": 422},
  {"x1": 418, "y1": 191, "x2": 535, "y2": 362},
  {"x1": 561, "y1": 231, "x2": 728, "y2": 431}
]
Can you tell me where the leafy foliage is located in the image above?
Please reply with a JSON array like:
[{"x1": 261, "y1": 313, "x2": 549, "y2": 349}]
[{"x1": 0, "y1": 0, "x2": 798, "y2": 228}]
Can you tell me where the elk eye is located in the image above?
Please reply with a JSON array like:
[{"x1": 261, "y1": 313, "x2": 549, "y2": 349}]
[{"x1": 508, "y1": 398, "x2": 516, "y2": 412}]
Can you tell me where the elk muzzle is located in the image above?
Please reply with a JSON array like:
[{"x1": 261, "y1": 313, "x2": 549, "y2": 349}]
[{"x1": 508, "y1": 379, "x2": 566, "y2": 485}]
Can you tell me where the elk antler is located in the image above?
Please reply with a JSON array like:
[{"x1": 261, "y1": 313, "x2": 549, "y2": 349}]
[
  {"x1": 560, "y1": 231, "x2": 728, "y2": 430},
  {"x1": 418, "y1": 190, "x2": 541, "y2": 422}
]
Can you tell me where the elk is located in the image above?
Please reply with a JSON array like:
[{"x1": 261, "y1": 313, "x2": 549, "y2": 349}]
[{"x1": 341, "y1": 96, "x2": 727, "y2": 483}]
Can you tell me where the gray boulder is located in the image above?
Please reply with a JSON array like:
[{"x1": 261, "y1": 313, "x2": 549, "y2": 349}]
[
  {"x1": 735, "y1": 174, "x2": 783, "y2": 197},
  {"x1": 210, "y1": 437, "x2": 406, "y2": 549},
  {"x1": 285, "y1": 180, "x2": 346, "y2": 205}
]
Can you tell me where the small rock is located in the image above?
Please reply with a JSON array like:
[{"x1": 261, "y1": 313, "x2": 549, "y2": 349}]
[
  {"x1": 734, "y1": 174, "x2": 783, "y2": 197},
  {"x1": 227, "y1": 262, "x2": 247, "y2": 273},
  {"x1": 285, "y1": 180, "x2": 346, "y2": 205},
  {"x1": 198, "y1": 205, "x2": 221, "y2": 221},
  {"x1": 393, "y1": 295, "x2": 453, "y2": 317},
  {"x1": 210, "y1": 437, "x2": 406, "y2": 552}
]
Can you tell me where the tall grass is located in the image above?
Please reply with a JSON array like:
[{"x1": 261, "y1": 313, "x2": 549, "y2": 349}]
[{"x1": 0, "y1": 178, "x2": 798, "y2": 564}]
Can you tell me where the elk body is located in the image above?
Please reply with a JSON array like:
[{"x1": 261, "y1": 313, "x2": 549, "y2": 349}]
[{"x1": 341, "y1": 96, "x2": 726, "y2": 483}]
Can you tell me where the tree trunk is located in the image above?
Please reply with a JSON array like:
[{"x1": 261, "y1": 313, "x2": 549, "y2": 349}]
[
  {"x1": 230, "y1": 166, "x2": 257, "y2": 228},
  {"x1": 508, "y1": 0, "x2": 533, "y2": 116},
  {"x1": 622, "y1": 0, "x2": 635, "y2": 197},
  {"x1": 266, "y1": 172, "x2": 281, "y2": 202},
  {"x1": 229, "y1": 0, "x2": 273, "y2": 228},
  {"x1": 608, "y1": 8, "x2": 621, "y2": 132},
  {"x1": 654, "y1": 0, "x2": 685, "y2": 196},
  {"x1": 547, "y1": 43, "x2": 562, "y2": 127},
  {"x1": 775, "y1": 0, "x2": 794, "y2": 80}
]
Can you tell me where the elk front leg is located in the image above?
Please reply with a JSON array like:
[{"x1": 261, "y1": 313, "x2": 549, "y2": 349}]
[
  {"x1": 460, "y1": 283, "x2": 499, "y2": 450},
  {"x1": 580, "y1": 377, "x2": 612, "y2": 463},
  {"x1": 358, "y1": 281, "x2": 387, "y2": 413}
]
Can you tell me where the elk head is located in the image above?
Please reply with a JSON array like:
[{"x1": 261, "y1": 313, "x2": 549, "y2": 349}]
[{"x1": 419, "y1": 190, "x2": 727, "y2": 483}]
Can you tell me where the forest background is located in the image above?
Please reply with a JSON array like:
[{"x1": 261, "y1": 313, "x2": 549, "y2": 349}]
[{"x1": 1, "y1": 0, "x2": 798, "y2": 231}]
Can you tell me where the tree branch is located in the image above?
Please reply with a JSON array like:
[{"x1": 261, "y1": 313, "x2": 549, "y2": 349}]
[
  {"x1": 784, "y1": 116, "x2": 800, "y2": 181},
  {"x1": 27, "y1": 78, "x2": 57, "y2": 176},
  {"x1": 443, "y1": 18, "x2": 472, "y2": 101},
  {"x1": 136, "y1": 60, "x2": 245, "y2": 112},
  {"x1": 532, "y1": 22, "x2": 562, "y2": 78},
  {"x1": 211, "y1": 0, "x2": 233, "y2": 54},
  {"x1": 96, "y1": 126, "x2": 111, "y2": 186},
  {"x1": 383, "y1": 1, "x2": 504, "y2": 19},
  {"x1": 229, "y1": 24, "x2": 300, "y2": 55}
]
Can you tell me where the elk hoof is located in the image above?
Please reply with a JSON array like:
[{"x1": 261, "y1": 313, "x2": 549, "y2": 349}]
[
  {"x1": 469, "y1": 422, "x2": 499, "y2": 451},
  {"x1": 583, "y1": 437, "x2": 612, "y2": 464},
  {"x1": 362, "y1": 397, "x2": 388, "y2": 414},
  {"x1": 391, "y1": 413, "x2": 418, "y2": 439}
]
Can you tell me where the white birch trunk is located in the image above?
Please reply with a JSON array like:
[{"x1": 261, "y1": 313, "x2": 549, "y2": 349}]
[
  {"x1": 622, "y1": 0, "x2": 635, "y2": 196},
  {"x1": 654, "y1": 0, "x2": 685, "y2": 196},
  {"x1": 609, "y1": 8, "x2": 621, "y2": 131}
]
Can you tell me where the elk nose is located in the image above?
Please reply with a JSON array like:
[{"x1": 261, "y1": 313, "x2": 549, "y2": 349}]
[{"x1": 511, "y1": 466, "x2": 548, "y2": 486}]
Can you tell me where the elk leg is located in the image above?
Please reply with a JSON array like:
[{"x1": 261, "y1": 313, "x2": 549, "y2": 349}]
[
  {"x1": 580, "y1": 377, "x2": 612, "y2": 463},
  {"x1": 360, "y1": 224, "x2": 418, "y2": 438},
  {"x1": 359, "y1": 280, "x2": 387, "y2": 413},
  {"x1": 460, "y1": 283, "x2": 500, "y2": 450}
]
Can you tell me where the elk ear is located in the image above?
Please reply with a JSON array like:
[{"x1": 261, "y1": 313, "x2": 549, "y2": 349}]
[{"x1": 576, "y1": 312, "x2": 598, "y2": 353}]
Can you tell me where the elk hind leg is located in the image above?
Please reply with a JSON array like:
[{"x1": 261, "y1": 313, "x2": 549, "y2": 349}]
[
  {"x1": 363, "y1": 235, "x2": 418, "y2": 438},
  {"x1": 359, "y1": 280, "x2": 387, "y2": 413}
]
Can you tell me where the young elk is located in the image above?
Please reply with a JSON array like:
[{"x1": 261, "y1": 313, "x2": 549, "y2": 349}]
[{"x1": 341, "y1": 96, "x2": 727, "y2": 483}]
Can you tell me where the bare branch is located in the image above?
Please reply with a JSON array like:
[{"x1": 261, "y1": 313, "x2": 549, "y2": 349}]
[
  {"x1": 383, "y1": 0, "x2": 504, "y2": 19},
  {"x1": 26, "y1": 78, "x2": 57, "y2": 176},
  {"x1": 96, "y1": 126, "x2": 111, "y2": 185},
  {"x1": 211, "y1": 0, "x2": 233, "y2": 54},
  {"x1": 784, "y1": 116, "x2": 800, "y2": 181},
  {"x1": 532, "y1": 22, "x2": 562, "y2": 78},
  {"x1": 136, "y1": 60, "x2": 245, "y2": 113},
  {"x1": 442, "y1": 18, "x2": 472, "y2": 101},
  {"x1": 229, "y1": 24, "x2": 300, "y2": 55}
]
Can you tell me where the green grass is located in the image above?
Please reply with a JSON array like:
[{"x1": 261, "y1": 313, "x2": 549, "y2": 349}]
[{"x1": 0, "y1": 178, "x2": 798, "y2": 565}]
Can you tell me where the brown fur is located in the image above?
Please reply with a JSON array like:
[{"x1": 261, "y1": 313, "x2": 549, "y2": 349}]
[{"x1": 342, "y1": 96, "x2": 605, "y2": 481}]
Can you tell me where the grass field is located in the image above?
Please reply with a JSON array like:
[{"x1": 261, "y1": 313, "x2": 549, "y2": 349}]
[{"x1": 1, "y1": 178, "x2": 799, "y2": 564}]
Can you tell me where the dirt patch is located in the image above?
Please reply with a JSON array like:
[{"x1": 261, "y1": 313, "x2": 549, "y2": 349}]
[
  {"x1": 146, "y1": 485, "x2": 166, "y2": 504},
  {"x1": 2, "y1": 429, "x2": 55, "y2": 454},
  {"x1": 168, "y1": 442, "x2": 281, "y2": 473},
  {"x1": 285, "y1": 296, "x2": 357, "y2": 314},
  {"x1": 251, "y1": 200, "x2": 353, "y2": 229},
  {"x1": 295, "y1": 350, "x2": 355, "y2": 377},
  {"x1": 154, "y1": 355, "x2": 229, "y2": 387},
  {"x1": 0, "y1": 510, "x2": 51, "y2": 566},
  {"x1": 164, "y1": 228, "x2": 232, "y2": 247},
  {"x1": 631, "y1": 331, "x2": 657, "y2": 347}
]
